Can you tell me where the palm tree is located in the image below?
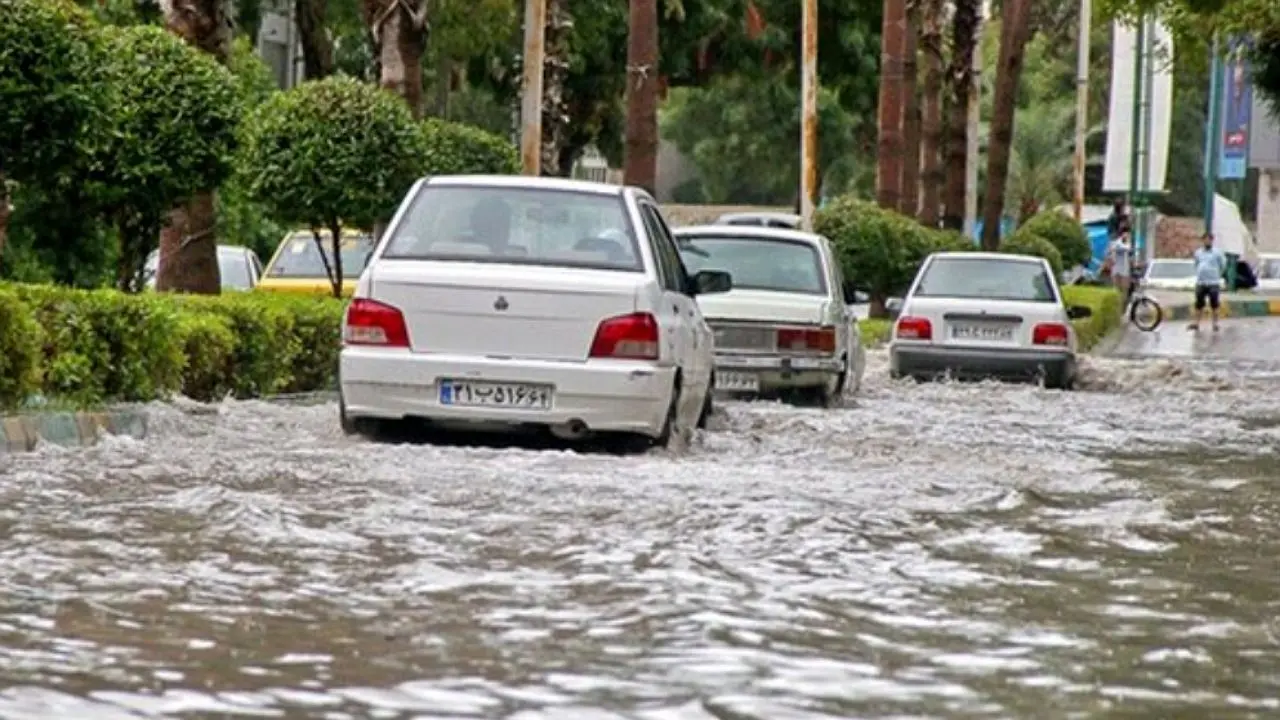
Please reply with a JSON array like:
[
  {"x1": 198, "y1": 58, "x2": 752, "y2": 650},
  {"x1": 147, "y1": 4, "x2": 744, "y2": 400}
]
[
  {"x1": 941, "y1": 0, "x2": 980, "y2": 229},
  {"x1": 361, "y1": 0, "x2": 429, "y2": 118},
  {"x1": 979, "y1": 0, "x2": 1033, "y2": 250},
  {"x1": 1004, "y1": 100, "x2": 1076, "y2": 220},
  {"x1": 875, "y1": 0, "x2": 907, "y2": 210},
  {"x1": 918, "y1": 0, "x2": 945, "y2": 226}
]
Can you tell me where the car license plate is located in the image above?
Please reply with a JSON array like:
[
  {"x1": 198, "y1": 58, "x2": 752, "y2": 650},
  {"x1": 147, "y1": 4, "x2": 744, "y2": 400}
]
[
  {"x1": 950, "y1": 324, "x2": 1015, "y2": 342},
  {"x1": 438, "y1": 380, "x2": 553, "y2": 409},
  {"x1": 718, "y1": 371, "x2": 760, "y2": 392}
]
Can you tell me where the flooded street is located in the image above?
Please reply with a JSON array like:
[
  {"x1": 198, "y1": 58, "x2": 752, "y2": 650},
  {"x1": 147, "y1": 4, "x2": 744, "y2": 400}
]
[{"x1": 2, "y1": 340, "x2": 1280, "y2": 717}]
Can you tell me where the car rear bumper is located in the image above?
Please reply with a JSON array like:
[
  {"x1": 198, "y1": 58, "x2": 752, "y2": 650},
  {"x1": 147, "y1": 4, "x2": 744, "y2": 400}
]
[
  {"x1": 713, "y1": 352, "x2": 843, "y2": 391},
  {"x1": 340, "y1": 348, "x2": 675, "y2": 436},
  {"x1": 890, "y1": 344, "x2": 1074, "y2": 383}
]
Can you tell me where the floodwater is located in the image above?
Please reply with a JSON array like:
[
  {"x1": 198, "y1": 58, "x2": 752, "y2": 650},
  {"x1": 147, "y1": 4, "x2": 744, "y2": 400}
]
[{"x1": 1, "y1": 350, "x2": 1278, "y2": 719}]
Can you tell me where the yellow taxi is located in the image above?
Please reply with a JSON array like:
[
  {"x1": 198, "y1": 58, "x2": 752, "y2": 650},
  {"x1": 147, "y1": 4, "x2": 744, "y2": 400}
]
[{"x1": 257, "y1": 228, "x2": 377, "y2": 298}]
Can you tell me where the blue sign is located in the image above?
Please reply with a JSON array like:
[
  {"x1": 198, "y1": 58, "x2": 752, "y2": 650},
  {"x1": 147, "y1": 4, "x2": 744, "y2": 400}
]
[{"x1": 1219, "y1": 37, "x2": 1252, "y2": 179}]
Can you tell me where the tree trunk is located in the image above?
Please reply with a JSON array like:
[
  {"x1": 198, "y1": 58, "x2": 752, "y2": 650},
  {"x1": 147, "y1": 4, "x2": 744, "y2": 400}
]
[
  {"x1": 980, "y1": 0, "x2": 1033, "y2": 251},
  {"x1": 875, "y1": 0, "x2": 907, "y2": 211},
  {"x1": 623, "y1": 0, "x2": 659, "y2": 193},
  {"x1": 361, "y1": 0, "x2": 428, "y2": 119},
  {"x1": 941, "y1": 0, "x2": 980, "y2": 230},
  {"x1": 157, "y1": 0, "x2": 232, "y2": 295},
  {"x1": 295, "y1": 0, "x2": 334, "y2": 80},
  {"x1": 540, "y1": 0, "x2": 573, "y2": 177},
  {"x1": 918, "y1": 0, "x2": 944, "y2": 226},
  {"x1": 900, "y1": 0, "x2": 921, "y2": 216}
]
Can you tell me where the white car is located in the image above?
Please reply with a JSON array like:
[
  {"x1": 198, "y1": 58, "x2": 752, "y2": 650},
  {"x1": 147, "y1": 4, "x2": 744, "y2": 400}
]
[
  {"x1": 714, "y1": 211, "x2": 803, "y2": 229},
  {"x1": 143, "y1": 245, "x2": 263, "y2": 291},
  {"x1": 1139, "y1": 258, "x2": 1198, "y2": 291},
  {"x1": 888, "y1": 252, "x2": 1092, "y2": 390},
  {"x1": 673, "y1": 225, "x2": 865, "y2": 406},
  {"x1": 338, "y1": 175, "x2": 731, "y2": 451},
  {"x1": 1257, "y1": 253, "x2": 1280, "y2": 292}
]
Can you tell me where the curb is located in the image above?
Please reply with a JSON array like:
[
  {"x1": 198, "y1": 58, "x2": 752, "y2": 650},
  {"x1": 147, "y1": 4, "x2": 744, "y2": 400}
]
[
  {"x1": 0, "y1": 410, "x2": 148, "y2": 454},
  {"x1": 1164, "y1": 298, "x2": 1280, "y2": 321}
]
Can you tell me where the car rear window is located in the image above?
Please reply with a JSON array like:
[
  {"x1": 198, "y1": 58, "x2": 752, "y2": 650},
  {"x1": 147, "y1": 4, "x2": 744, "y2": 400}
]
[
  {"x1": 914, "y1": 256, "x2": 1058, "y2": 302},
  {"x1": 380, "y1": 185, "x2": 642, "y2": 272},
  {"x1": 678, "y1": 235, "x2": 826, "y2": 295},
  {"x1": 267, "y1": 232, "x2": 375, "y2": 278}
]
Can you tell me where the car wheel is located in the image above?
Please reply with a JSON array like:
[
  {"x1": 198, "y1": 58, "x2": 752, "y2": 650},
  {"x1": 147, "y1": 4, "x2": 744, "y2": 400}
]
[
  {"x1": 340, "y1": 396, "x2": 384, "y2": 439},
  {"x1": 609, "y1": 378, "x2": 680, "y2": 454},
  {"x1": 697, "y1": 375, "x2": 714, "y2": 429}
]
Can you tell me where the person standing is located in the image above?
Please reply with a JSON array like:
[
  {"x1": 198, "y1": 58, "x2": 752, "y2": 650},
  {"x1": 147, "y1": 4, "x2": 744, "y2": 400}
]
[
  {"x1": 1190, "y1": 232, "x2": 1228, "y2": 332},
  {"x1": 1109, "y1": 230, "x2": 1133, "y2": 301},
  {"x1": 1107, "y1": 198, "x2": 1129, "y2": 239}
]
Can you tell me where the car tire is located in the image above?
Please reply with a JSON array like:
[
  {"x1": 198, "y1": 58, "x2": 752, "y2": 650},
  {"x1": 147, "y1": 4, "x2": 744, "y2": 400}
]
[
  {"x1": 609, "y1": 378, "x2": 680, "y2": 454},
  {"x1": 340, "y1": 395, "x2": 384, "y2": 439},
  {"x1": 697, "y1": 375, "x2": 714, "y2": 429}
]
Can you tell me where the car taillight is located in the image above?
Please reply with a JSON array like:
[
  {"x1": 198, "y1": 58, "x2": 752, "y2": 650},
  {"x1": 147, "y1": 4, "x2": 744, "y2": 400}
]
[
  {"x1": 895, "y1": 316, "x2": 932, "y2": 340},
  {"x1": 589, "y1": 312, "x2": 660, "y2": 359},
  {"x1": 344, "y1": 298, "x2": 410, "y2": 347},
  {"x1": 1033, "y1": 322, "x2": 1070, "y2": 346},
  {"x1": 776, "y1": 326, "x2": 836, "y2": 353}
]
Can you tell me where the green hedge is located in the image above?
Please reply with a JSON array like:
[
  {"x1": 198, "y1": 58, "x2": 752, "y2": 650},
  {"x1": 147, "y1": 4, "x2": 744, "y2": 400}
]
[
  {"x1": 0, "y1": 283, "x2": 345, "y2": 409},
  {"x1": 1001, "y1": 231, "x2": 1064, "y2": 277},
  {"x1": 1062, "y1": 285, "x2": 1122, "y2": 351}
]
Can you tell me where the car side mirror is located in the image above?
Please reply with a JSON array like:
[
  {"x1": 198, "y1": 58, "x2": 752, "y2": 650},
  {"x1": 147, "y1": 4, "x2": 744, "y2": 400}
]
[
  {"x1": 690, "y1": 269, "x2": 732, "y2": 295},
  {"x1": 841, "y1": 280, "x2": 858, "y2": 304},
  {"x1": 1066, "y1": 304, "x2": 1092, "y2": 319},
  {"x1": 885, "y1": 297, "x2": 903, "y2": 318}
]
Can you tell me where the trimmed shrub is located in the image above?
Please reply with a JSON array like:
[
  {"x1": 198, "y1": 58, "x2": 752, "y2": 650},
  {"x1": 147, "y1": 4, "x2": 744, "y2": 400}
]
[
  {"x1": 923, "y1": 227, "x2": 975, "y2": 254},
  {"x1": 1019, "y1": 211, "x2": 1092, "y2": 269},
  {"x1": 1063, "y1": 285, "x2": 1122, "y2": 351},
  {"x1": 420, "y1": 117, "x2": 520, "y2": 175},
  {"x1": 0, "y1": 289, "x2": 43, "y2": 408},
  {"x1": 813, "y1": 196, "x2": 932, "y2": 314},
  {"x1": 1001, "y1": 231, "x2": 1064, "y2": 277},
  {"x1": 0, "y1": 283, "x2": 346, "y2": 409}
]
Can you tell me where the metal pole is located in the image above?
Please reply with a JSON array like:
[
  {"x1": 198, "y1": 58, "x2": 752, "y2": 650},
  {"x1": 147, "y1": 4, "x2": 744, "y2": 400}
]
[
  {"x1": 962, "y1": 0, "x2": 986, "y2": 236},
  {"x1": 1127, "y1": 15, "x2": 1145, "y2": 214},
  {"x1": 1137, "y1": 17, "x2": 1155, "y2": 259},
  {"x1": 1071, "y1": 0, "x2": 1091, "y2": 222},
  {"x1": 519, "y1": 0, "x2": 547, "y2": 175},
  {"x1": 800, "y1": 0, "x2": 818, "y2": 230},
  {"x1": 1203, "y1": 36, "x2": 1222, "y2": 232}
]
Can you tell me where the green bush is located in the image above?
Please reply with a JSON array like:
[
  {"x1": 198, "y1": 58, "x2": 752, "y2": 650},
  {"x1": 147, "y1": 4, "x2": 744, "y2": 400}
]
[
  {"x1": 1019, "y1": 211, "x2": 1092, "y2": 269},
  {"x1": 923, "y1": 227, "x2": 975, "y2": 254},
  {"x1": 0, "y1": 289, "x2": 43, "y2": 408},
  {"x1": 813, "y1": 196, "x2": 933, "y2": 315},
  {"x1": 0, "y1": 283, "x2": 346, "y2": 409},
  {"x1": 1063, "y1": 285, "x2": 1122, "y2": 351},
  {"x1": 420, "y1": 117, "x2": 520, "y2": 175},
  {"x1": 1001, "y1": 231, "x2": 1064, "y2": 277}
]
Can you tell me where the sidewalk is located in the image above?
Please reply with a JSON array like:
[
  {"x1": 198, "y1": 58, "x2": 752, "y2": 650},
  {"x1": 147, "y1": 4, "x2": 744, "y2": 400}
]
[{"x1": 1147, "y1": 290, "x2": 1280, "y2": 321}]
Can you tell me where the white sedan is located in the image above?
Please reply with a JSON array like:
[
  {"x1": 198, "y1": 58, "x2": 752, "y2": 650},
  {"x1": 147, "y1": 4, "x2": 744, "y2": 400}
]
[
  {"x1": 1139, "y1": 258, "x2": 1198, "y2": 291},
  {"x1": 1257, "y1": 254, "x2": 1280, "y2": 293},
  {"x1": 673, "y1": 225, "x2": 865, "y2": 406},
  {"x1": 889, "y1": 251, "x2": 1092, "y2": 390},
  {"x1": 338, "y1": 175, "x2": 731, "y2": 451}
]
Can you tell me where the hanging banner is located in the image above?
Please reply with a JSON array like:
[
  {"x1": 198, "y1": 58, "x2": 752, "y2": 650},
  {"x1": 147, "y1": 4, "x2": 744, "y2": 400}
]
[
  {"x1": 1219, "y1": 37, "x2": 1252, "y2": 179},
  {"x1": 1102, "y1": 18, "x2": 1174, "y2": 193}
]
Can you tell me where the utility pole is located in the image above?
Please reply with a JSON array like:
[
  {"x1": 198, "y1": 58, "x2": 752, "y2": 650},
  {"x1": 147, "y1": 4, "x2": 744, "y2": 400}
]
[
  {"x1": 962, "y1": 0, "x2": 986, "y2": 236},
  {"x1": 519, "y1": 0, "x2": 547, "y2": 175},
  {"x1": 623, "y1": 0, "x2": 659, "y2": 193},
  {"x1": 800, "y1": 0, "x2": 818, "y2": 229},
  {"x1": 1072, "y1": 0, "x2": 1091, "y2": 221},
  {"x1": 1203, "y1": 36, "x2": 1223, "y2": 232}
]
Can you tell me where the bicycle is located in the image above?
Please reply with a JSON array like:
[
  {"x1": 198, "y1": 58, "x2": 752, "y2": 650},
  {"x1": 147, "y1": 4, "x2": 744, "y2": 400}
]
[{"x1": 1124, "y1": 265, "x2": 1163, "y2": 332}]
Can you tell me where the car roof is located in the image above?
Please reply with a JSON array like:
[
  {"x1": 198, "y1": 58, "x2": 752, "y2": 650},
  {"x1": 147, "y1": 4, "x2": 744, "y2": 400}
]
[
  {"x1": 424, "y1": 174, "x2": 628, "y2": 197},
  {"x1": 716, "y1": 211, "x2": 801, "y2": 222},
  {"x1": 931, "y1": 251, "x2": 1044, "y2": 264},
  {"x1": 673, "y1": 224, "x2": 825, "y2": 246}
]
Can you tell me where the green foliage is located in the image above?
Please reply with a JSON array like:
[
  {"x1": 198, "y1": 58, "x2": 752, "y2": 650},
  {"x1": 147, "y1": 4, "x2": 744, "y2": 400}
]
[
  {"x1": 420, "y1": 117, "x2": 520, "y2": 175},
  {"x1": 0, "y1": 282, "x2": 345, "y2": 408},
  {"x1": 2, "y1": 180, "x2": 119, "y2": 287},
  {"x1": 813, "y1": 196, "x2": 935, "y2": 311},
  {"x1": 662, "y1": 75, "x2": 860, "y2": 204},
  {"x1": 923, "y1": 228, "x2": 976, "y2": 254},
  {"x1": 238, "y1": 75, "x2": 423, "y2": 294},
  {"x1": 0, "y1": 288, "x2": 42, "y2": 408},
  {"x1": 858, "y1": 318, "x2": 893, "y2": 347},
  {"x1": 220, "y1": 35, "x2": 286, "y2": 262},
  {"x1": 92, "y1": 24, "x2": 242, "y2": 290},
  {"x1": 0, "y1": 0, "x2": 106, "y2": 185},
  {"x1": 1063, "y1": 285, "x2": 1122, "y2": 350},
  {"x1": 1001, "y1": 231, "x2": 1065, "y2": 277},
  {"x1": 1019, "y1": 211, "x2": 1093, "y2": 269}
]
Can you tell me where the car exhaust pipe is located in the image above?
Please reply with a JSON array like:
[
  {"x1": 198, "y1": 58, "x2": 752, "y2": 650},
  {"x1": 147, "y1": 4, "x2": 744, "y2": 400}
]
[{"x1": 549, "y1": 419, "x2": 589, "y2": 440}]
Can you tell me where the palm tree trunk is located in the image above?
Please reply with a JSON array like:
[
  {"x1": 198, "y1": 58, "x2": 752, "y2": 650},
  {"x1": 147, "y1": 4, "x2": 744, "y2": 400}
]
[
  {"x1": 900, "y1": 0, "x2": 921, "y2": 216},
  {"x1": 918, "y1": 0, "x2": 944, "y2": 226},
  {"x1": 875, "y1": 0, "x2": 908, "y2": 211},
  {"x1": 941, "y1": 0, "x2": 979, "y2": 230},
  {"x1": 623, "y1": 0, "x2": 659, "y2": 193},
  {"x1": 295, "y1": 0, "x2": 334, "y2": 80},
  {"x1": 980, "y1": 0, "x2": 1034, "y2": 251},
  {"x1": 156, "y1": 0, "x2": 232, "y2": 295},
  {"x1": 361, "y1": 0, "x2": 428, "y2": 118},
  {"x1": 540, "y1": 0, "x2": 572, "y2": 176}
]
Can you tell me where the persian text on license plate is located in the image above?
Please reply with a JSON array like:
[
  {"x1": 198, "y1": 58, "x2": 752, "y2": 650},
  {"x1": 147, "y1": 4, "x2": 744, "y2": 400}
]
[
  {"x1": 439, "y1": 380, "x2": 553, "y2": 409},
  {"x1": 950, "y1": 324, "x2": 1015, "y2": 341},
  {"x1": 718, "y1": 371, "x2": 760, "y2": 392}
]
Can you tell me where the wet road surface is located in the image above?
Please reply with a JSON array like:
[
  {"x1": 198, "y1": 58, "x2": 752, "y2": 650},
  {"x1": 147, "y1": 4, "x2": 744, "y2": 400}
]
[{"x1": 1, "y1": 344, "x2": 1279, "y2": 718}]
